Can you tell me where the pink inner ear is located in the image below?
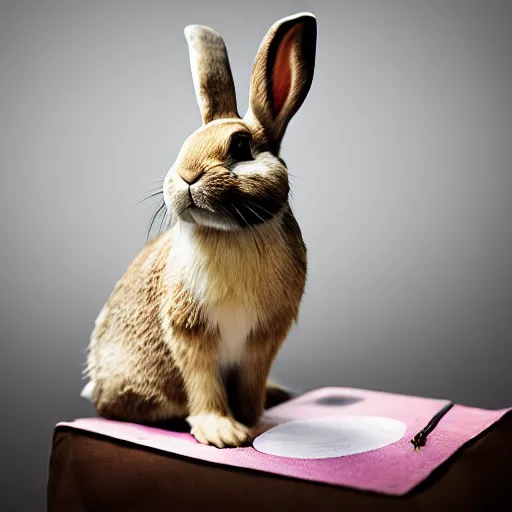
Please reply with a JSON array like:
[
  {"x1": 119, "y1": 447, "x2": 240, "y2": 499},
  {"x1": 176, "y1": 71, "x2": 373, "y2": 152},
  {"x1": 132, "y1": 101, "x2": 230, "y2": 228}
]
[{"x1": 272, "y1": 27, "x2": 299, "y2": 118}]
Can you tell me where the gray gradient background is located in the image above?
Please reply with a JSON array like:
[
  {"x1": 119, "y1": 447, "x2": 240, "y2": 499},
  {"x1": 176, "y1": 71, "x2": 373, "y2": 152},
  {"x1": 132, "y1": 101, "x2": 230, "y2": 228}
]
[{"x1": 1, "y1": 0, "x2": 511, "y2": 509}]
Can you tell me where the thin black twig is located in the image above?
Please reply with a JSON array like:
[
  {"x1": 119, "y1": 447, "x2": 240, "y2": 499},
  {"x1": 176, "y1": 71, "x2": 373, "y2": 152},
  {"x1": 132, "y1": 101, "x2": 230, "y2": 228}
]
[{"x1": 410, "y1": 401, "x2": 454, "y2": 451}]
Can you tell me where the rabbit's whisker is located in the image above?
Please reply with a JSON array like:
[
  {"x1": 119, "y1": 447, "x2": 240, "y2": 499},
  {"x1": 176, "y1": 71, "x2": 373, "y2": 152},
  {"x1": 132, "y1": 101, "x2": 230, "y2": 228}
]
[
  {"x1": 146, "y1": 201, "x2": 167, "y2": 241},
  {"x1": 231, "y1": 204, "x2": 248, "y2": 227},
  {"x1": 247, "y1": 200, "x2": 274, "y2": 219},
  {"x1": 230, "y1": 203, "x2": 262, "y2": 258},
  {"x1": 159, "y1": 208, "x2": 169, "y2": 234},
  {"x1": 244, "y1": 204, "x2": 266, "y2": 223},
  {"x1": 249, "y1": 225, "x2": 262, "y2": 258},
  {"x1": 137, "y1": 190, "x2": 164, "y2": 205}
]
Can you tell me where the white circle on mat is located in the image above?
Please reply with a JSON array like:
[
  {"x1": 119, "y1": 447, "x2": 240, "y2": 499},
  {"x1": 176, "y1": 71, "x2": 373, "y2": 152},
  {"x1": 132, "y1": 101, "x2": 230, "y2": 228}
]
[{"x1": 253, "y1": 415, "x2": 407, "y2": 459}]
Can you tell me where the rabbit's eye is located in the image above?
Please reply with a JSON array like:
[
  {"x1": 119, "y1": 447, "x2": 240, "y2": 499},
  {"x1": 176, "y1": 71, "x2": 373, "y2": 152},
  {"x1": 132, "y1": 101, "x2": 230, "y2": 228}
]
[{"x1": 229, "y1": 133, "x2": 254, "y2": 162}]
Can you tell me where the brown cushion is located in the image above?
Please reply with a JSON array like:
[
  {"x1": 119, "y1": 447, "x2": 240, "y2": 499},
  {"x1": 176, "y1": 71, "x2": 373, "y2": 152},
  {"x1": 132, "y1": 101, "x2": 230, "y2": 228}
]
[{"x1": 47, "y1": 412, "x2": 512, "y2": 511}]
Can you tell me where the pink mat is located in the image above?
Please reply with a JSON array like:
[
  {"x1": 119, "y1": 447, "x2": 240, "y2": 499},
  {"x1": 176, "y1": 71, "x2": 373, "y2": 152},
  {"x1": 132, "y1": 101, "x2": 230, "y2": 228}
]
[{"x1": 56, "y1": 387, "x2": 510, "y2": 495}]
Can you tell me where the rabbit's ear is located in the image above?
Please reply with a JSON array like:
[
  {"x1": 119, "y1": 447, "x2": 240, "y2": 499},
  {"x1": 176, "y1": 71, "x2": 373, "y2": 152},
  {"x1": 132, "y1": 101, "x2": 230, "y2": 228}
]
[
  {"x1": 245, "y1": 13, "x2": 317, "y2": 154},
  {"x1": 184, "y1": 25, "x2": 239, "y2": 124}
]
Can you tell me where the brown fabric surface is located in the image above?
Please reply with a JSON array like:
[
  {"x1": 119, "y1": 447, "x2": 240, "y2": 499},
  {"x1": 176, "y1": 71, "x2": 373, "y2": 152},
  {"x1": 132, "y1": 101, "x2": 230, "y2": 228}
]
[{"x1": 48, "y1": 413, "x2": 512, "y2": 512}]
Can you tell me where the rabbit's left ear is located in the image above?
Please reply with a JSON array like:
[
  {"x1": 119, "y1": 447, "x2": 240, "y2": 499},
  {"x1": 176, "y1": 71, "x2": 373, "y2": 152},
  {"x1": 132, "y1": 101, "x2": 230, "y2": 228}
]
[
  {"x1": 184, "y1": 25, "x2": 239, "y2": 124},
  {"x1": 246, "y1": 13, "x2": 317, "y2": 154}
]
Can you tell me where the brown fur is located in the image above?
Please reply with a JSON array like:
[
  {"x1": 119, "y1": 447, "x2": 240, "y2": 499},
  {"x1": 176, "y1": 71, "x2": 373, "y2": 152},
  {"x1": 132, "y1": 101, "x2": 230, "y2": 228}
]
[
  {"x1": 85, "y1": 13, "x2": 316, "y2": 448},
  {"x1": 87, "y1": 207, "x2": 305, "y2": 426},
  {"x1": 169, "y1": 120, "x2": 289, "y2": 228},
  {"x1": 88, "y1": 233, "x2": 188, "y2": 422},
  {"x1": 177, "y1": 121, "x2": 250, "y2": 184},
  {"x1": 185, "y1": 25, "x2": 239, "y2": 124},
  {"x1": 248, "y1": 16, "x2": 317, "y2": 154}
]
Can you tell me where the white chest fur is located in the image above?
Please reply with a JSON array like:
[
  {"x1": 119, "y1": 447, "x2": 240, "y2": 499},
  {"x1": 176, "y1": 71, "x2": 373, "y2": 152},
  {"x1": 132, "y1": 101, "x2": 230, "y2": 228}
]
[
  {"x1": 211, "y1": 304, "x2": 258, "y2": 367},
  {"x1": 168, "y1": 223, "x2": 260, "y2": 367}
]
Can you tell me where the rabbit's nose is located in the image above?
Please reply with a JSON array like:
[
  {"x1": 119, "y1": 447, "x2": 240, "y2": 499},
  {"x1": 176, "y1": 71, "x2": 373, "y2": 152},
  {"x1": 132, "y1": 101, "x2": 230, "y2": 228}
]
[{"x1": 178, "y1": 167, "x2": 204, "y2": 185}]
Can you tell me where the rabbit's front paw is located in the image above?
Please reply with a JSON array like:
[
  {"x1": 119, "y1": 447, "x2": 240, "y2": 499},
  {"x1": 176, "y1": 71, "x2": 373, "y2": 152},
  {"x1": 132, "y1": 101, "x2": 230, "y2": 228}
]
[{"x1": 188, "y1": 414, "x2": 252, "y2": 448}]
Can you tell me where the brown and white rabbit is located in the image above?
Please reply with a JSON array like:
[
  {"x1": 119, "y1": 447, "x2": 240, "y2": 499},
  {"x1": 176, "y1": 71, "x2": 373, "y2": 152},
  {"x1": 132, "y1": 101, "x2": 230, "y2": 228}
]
[{"x1": 83, "y1": 12, "x2": 317, "y2": 448}]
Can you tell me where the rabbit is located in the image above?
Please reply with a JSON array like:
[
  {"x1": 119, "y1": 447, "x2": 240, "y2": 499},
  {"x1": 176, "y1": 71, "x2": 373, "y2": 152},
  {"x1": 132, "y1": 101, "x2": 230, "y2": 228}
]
[{"x1": 83, "y1": 12, "x2": 317, "y2": 448}]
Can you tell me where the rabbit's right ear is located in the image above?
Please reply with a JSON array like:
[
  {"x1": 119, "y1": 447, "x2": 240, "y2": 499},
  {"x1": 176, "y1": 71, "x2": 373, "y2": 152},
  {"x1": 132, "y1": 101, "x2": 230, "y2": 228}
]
[
  {"x1": 185, "y1": 25, "x2": 239, "y2": 125},
  {"x1": 245, "y1": 13, "x2": 317, "y2": 154}
]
